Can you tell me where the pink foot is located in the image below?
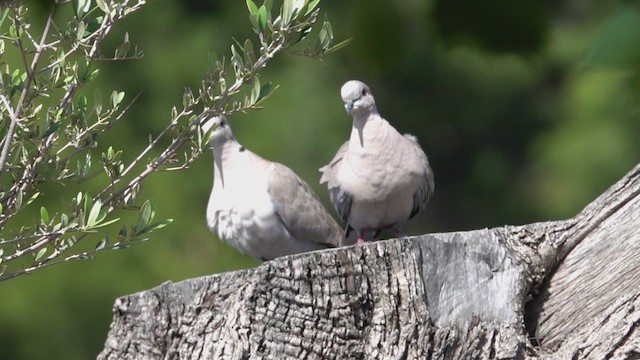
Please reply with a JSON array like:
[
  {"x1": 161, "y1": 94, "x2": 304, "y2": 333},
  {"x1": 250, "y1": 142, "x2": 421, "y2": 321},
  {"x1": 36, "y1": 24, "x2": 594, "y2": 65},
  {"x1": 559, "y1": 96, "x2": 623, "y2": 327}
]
[
  {"x1": 393, "y1": 226, "x2": 406, "y2": 238},
  {"x1": 355, "y1": 232, "x2": 366, "y2": 246}
]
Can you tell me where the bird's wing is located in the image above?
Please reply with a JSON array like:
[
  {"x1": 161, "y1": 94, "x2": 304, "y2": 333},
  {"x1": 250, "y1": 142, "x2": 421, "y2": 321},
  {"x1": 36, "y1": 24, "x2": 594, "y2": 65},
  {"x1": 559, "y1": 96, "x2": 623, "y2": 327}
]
[
  {"x1": 404, "y1": 134, "x2": 435, "y2": 219},
  {"x1": 319, "y1": 141, "x2": 353, "y2": 223},
  {"x1": 268, "y1": 163, "x2": 344, "y2": 247}
]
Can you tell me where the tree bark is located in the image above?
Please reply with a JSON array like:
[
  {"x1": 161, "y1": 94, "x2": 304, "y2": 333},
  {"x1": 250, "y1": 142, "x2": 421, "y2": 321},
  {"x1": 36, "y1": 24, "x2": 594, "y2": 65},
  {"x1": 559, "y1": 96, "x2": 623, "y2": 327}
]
[{"x1": 99, "y1": 163, "x2": 640, "y2": 360}]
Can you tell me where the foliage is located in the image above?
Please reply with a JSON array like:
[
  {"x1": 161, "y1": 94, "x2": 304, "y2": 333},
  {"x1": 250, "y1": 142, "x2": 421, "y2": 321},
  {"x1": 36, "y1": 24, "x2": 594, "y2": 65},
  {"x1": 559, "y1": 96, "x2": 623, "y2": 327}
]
[
  {"x1": 0, "y1": 1, "x2": 638, "y2": 359},
  {"x1": 0, "y1": 0, "x2": 344, "y2": 281}
]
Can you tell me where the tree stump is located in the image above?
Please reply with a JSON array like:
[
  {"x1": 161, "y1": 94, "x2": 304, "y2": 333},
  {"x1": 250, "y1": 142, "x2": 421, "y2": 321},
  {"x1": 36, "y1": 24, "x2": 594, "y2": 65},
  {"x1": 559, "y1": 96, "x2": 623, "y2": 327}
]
[{"x1": 98, "y1": 163, "x2": 640, "y2": 359}]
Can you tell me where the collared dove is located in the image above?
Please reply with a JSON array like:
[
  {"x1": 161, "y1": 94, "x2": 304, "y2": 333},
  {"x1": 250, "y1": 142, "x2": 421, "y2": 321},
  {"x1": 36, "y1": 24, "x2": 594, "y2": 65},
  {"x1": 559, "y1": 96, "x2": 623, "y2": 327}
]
[
  {"x1": 320, "y1": 80, "x2": 435, "y2": 245},
  {"x1": 205, "y1": 115, "x2": 344, "y2": 261}
]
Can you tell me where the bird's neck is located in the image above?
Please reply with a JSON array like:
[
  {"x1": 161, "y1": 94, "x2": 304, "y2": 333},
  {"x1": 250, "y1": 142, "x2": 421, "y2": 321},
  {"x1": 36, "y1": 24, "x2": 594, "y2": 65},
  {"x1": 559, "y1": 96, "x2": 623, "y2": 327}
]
[
  {"x1": 350, "y1": 112, "x2": 384, "y2": 149},
  {"x1": 212, "y1": 140, "x2": 243, "y2": 188}
]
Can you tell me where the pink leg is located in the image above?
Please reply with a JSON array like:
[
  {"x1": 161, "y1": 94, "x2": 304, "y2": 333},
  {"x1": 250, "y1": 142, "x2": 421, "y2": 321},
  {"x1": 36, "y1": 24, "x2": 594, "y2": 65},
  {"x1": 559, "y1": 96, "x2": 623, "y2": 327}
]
[
  {"x1": 393, "y1": 226, "x2": 406, "y2": 238},
  {"x1": 356, "y1": 231, "x2": 366, "y2": 245}
]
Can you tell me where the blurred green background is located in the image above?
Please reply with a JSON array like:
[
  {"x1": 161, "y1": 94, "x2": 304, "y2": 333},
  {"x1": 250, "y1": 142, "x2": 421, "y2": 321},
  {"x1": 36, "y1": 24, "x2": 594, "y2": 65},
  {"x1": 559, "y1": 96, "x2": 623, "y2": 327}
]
[{"x1": 2, "y1": 0, "x2": 640, "y2": 358}]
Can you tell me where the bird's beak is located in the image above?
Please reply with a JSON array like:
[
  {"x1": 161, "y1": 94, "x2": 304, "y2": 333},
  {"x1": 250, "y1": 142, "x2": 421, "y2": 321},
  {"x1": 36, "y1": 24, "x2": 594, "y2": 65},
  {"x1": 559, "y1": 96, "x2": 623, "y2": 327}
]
[{"x1": 344, "y1": 100, "x2": 354, "y2": 113}]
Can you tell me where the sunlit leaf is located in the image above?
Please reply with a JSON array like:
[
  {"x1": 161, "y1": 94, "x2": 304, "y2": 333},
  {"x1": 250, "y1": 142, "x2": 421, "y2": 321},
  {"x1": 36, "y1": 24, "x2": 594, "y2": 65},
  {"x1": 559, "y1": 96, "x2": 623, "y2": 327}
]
[
  {"x1": 305, "y1": 0, "x2": 320, "y2": 16},
  {"x1": 40, "y1": 207, "x2": 49, "y2": 223},
  {"x1": 144, "y1": 219, "x2": 173, "y2": 233},
  {"x1": 136, "y1": 200, "x2": 153, "y2": 231},
  {"x1": 257, "y1": 5, "x2": 268, "y2": 32},
  {"x1": 282, "y1": 0, "x2": 293, "y2": 26},
  {"x1": 27, "y1": 192, "x2": 39, "y2": 205},
  {"x1": 95, "y1": 238, "x2": 108, "y2": 250},
  {"x1": 111, "y1": 91, "x2": 125, "y2": 107},
  {"x1": 250, "y1": 77, "x2": 260, "y2": 104},
  {"x1": 35, "y1": 248, "x2": 47, "y2": 262},
  {"x1": 91, "y1": 217, "x2": 120, "y2": 229},
  {"x1": 112, "y1": 242, "x2": 131, "y2": 250},
  {"x1": 96, "y1": 0, "x2": 108, "y2": 12},
  {"x1": 87, "y1": 200, "x2": 102, "y2": 227},
  {"x1": 72, "y1": 0, "x2": 92, "y2": 19},
  {"x1": 246, "y1": 0, "x2": 258, "y2": 15}
]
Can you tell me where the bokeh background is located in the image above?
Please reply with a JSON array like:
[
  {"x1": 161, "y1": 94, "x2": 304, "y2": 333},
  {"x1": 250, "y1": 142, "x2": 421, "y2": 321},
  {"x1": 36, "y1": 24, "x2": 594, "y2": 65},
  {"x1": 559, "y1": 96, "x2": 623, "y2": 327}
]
[{"x1": 2, "y1": 0, "x2": 639, "y2": 358}]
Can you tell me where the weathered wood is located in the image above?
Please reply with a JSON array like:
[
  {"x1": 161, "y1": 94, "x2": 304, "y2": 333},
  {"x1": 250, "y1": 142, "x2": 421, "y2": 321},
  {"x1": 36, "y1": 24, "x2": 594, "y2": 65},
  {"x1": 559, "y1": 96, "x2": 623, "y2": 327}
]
[
  {"x1": 99, "y1": 163, "x2": 640, "y2": 360},
  {"x1": 526, "y1": 183, "x2": 640, "y2": 353}
]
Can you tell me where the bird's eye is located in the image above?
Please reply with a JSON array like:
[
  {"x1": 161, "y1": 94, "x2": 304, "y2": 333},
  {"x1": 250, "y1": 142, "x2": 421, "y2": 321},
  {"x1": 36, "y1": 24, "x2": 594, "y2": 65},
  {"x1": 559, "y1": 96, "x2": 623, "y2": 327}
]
[
  {"x1": 219, "y1": 121, "x2": 226, "y2": 128},
  {"x1": 361, "y1": 88, "x2": 367, "y2": 96}
]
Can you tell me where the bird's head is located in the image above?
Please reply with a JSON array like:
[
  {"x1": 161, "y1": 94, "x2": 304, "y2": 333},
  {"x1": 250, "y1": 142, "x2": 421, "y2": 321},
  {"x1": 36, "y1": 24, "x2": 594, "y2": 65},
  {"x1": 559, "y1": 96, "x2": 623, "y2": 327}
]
[
  {"x1": 340, "y1": 80, "x2": 376, "y2": 116},
  {"x1": 203, "y1": 115, "x2": 234, "y2": 147}
]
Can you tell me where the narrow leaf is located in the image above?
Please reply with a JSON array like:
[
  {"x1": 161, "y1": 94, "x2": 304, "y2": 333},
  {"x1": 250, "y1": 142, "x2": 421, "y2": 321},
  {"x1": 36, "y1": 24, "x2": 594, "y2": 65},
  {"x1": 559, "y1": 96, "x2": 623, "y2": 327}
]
[
  {"x1": 86, "y1": 200, "x2": 102, "y2": 227},
  {"x1": 95, "y1": 238, "x2": 108, "y2": 250},
  {"x1": 246, "y1": 0, "x2": 258, "y2": 14},
  {"x1": 40, "y1": 207, "x2": 49, "y2": 223},
  {"x1": 305, "y1": 0, "x2": 320, "y2": 16},
  {"x1": 91, "y1": 217, "x2": 120, "y2": 229},
  {"x1": 143, "y1": 219, "x2": 174, "y2": 233},
  {"x1": 257, "y1": 5, "x2": 268, "y2": 32},
  {"x1": 35, "y1": 248, "x2": 47, "y2": 262},
  {"x1": 282, "y1": 0, "x2": 293, "y2": 26}
]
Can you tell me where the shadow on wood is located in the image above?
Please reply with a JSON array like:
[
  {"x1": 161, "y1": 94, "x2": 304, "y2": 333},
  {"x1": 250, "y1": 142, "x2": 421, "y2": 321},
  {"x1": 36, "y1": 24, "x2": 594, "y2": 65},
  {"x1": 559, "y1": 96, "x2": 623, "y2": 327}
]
[{"x1": 99, "y1": 164, "x2": 640, "y2": 359}]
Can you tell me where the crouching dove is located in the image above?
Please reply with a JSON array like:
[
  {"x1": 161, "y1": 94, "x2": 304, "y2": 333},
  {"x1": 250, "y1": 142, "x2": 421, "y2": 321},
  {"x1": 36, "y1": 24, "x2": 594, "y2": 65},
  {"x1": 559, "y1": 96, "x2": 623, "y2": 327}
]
[
  {"x1": 205, "y1": 115, "x2": 344, "y2": 261},
  {"x1": 320, "y1": 80, "x2": 435, "y2": 245}
]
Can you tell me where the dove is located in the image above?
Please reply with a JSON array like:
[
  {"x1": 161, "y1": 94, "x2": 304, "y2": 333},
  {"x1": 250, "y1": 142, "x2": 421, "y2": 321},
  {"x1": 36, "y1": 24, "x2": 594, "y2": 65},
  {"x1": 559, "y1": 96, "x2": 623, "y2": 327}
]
[
  {"x1": 320, "y1": 80, "x2": 435, "y2": 245},
  {"x1": 205, "y1": 115, "x2": 344, "y2": 261}
]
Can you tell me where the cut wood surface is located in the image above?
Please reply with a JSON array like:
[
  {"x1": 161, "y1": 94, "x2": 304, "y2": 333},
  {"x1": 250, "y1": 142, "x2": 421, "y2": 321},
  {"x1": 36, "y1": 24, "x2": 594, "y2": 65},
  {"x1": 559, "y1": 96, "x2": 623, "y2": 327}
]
[{"x1": 99, "y1": 163, "x2": 640, "y2": 360}]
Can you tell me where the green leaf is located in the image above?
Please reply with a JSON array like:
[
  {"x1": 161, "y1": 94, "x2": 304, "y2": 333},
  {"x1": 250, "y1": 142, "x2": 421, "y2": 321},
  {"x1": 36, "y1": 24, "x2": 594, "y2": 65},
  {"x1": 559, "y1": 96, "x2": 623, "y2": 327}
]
[
  {"x1": 61, "y1": 213, "x2": 69, "y2": 227},
  {"x1": 35, "y1": 248, "x2": 47, "y2": 262},
  {"x1": 86, "y1": 16, "x2": 103, "y2": 34},
  {"x1": 83, "y1": 194, "x2": 93, "y2": 222},
  {"x1": 96, "y1": 207, "x2": 108, "y2": 224},
  {"x1": 27, "y1": 192, "x2": 40, "y2": 205},
  {"x1": 246, "y1": 0, "x2": 258, "y2": 15},
  {"x1": 86, "y1": 200, "x2": 102, "y2": 227},
  {"x1": 72, "y1": 0, "x2": 92, "y2": 19},
  {"x1": 136, "y1": 201, "x2": 153, "y2": 231},
  {"x1": 112, "y1": 242, "x2": 131, "y2": 250},
  {"x1": 257, "y1": 5, "x2": 268, "y2": 32},
  {"x1": 95, "y1": 238, "x2": 108, "y2": 250},
  {"x1": 282, "y1": 0, "x2": 293, "y2": 26},
  {"x1": 40, "y1": 207, "x2": 49, "y2": 223},
  {"x1": 94, "y1": 89, "x2": 103, "y2": 114},
  {"x1": 43, "y1": 120, "x2": 62, "y2": 138},
  {"x1": 250, "y1": 77, "x2": 261, "y2": 104},
  {"x1": 0, "y1": 8, "x2": 9, "y2": 28},
  {"x1": 324, "y1": 38, "x2": 352, "y2": 55},
  {"x1": 264, "y1": 0, "x2": 273, "y2": 11},
  {"x1": 305, "y1": 0, "x2": 320, "y2": 16},
  {"x1": 144, "y1": 219, "x2": 173, "y2": 233},
  {"x1": 243, "y1": 39, "x2": 256, "y2": 67},
  {"x1": 91, "y1": 217, "x2": 120, "y2": 229},
  {"x1": 257, "y1": 82, "x2": 274, "y2": 102},
  {"x1": 111, "y1": 91, "x2": 125, "y2": 108},
  {"x1": 230, "y1": 44, "x2": 244, "y2": 70},
  {"x1": 96, "y1": 0, "x2": 108, "y2": 12},
  {"x1": 77, "y1": 20, "x2": 86, "y2": 40},
  {"x1": 115, "y1": 33, "x2": 131, "y2": 58},
  {"x1": 319, "y1": 20, "x2": 333, "y2": 50}
]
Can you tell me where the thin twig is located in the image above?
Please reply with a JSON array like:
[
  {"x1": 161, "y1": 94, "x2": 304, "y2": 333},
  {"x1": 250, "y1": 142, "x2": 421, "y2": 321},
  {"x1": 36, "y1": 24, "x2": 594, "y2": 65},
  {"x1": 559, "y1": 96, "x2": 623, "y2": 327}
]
[{"x1": 0, "y1": 4, "x2": 55, "y2": 176}]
